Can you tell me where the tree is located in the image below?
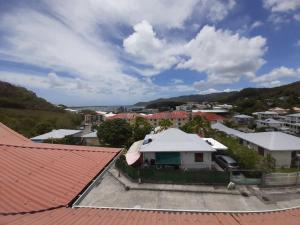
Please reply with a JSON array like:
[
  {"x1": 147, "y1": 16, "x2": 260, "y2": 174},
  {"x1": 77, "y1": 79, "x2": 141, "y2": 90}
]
[
  {"x1": 97, "y1": 119, "x2": 132, "y2": 147},
  {"x1": 132, "y1": 117, "x2": 152, "y2": 142},
  {"x1": 181, "y1": 116, "x2": 211, "y2": 136},
  {"x1": 159, "y1": 119, "x2": 173, "y2": 129}
]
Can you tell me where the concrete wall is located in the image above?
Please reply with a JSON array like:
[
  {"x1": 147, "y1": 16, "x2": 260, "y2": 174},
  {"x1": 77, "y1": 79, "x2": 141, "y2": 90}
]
[
  {"x1": 180, "y1": 152, "x2": 212, "y2": 169},
  {"x1": 264, "y1": 172, "x2": 300, "y2": 186},
  {"x1": 267, "y1": 150, "x2": 292, "y2": 168},
  {"x1": 143, "y1": 151, "x2": 212, "y2": 169}
]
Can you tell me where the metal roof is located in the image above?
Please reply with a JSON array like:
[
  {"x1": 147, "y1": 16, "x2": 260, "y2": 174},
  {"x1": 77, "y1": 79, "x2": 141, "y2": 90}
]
[
  {"x1": 233, "y1": 114, "x2": 253, "y2": 119},
  {"x1": 239, "y1": 132, "x2": 300, "y2": 151},
  {"x1": 0, "y1": 124, "x2": 119, "y2": 215},
  {"x1": 203, "y1": 138, "x2": 228, "y2": 150},
  {"x1": 287, "y1": 113, "x2": 300, "y2": 117},
  {"x1": 140, "y1": 128, "x2": 215, "y2": 152},
  {"x1": 81, "y1": 131, "x2": 98, "y2": 138},
  {"x1": 1, "y1": 207, "x2": 300, "y2": 225},
  {"x1": 0, "y1": 122, "x2": 31, "y2": 144},
  {"x1": 31, "y1": 129, "x2": 82, "y2": 141},
  {"x1": 211, "y1": 123, "x2": 244, "y2": 137}
]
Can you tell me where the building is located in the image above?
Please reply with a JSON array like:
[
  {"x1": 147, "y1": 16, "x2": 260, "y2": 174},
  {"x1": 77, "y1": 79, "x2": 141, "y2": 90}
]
[
  {"x1": 1, "y1": 122, "x2": 300, "y2": 224},
  {"x1": 105, "y1": 112, "x2": 139, "y2": 124},
  {"x1": 81, "y1": 131, "x2": 99, "y2": 146},
  {"x1": 269, "y1": 107, "x2": 288, "y2": 114},
  {"x1": 253, "y1": 111, "x2": 279, "y2": 120},
  {"x1": 31, "y1": 129, "x2": 82, "y2": 143},
  {"x1": 139, "y1": 128, "x2": 216, "y2": 169},
  {"x1": 84, "y1": 113, "x2": 103, "y2": 126},
  {"x1": 145, "y1": 111, "x2": 189, "y2": 127},
  {"x1": 212, "y1": 122, "x2": 300, "y2": 168},
  {"x1": 193, "y1": 112, "x2": 225, "y2": 123},
  {"x1": 256, "y1": 118, "x2": 284, "y2": 129},
  {"x1": 238, "y1": 132, "x2": 300, "y2": 168},
  {"x1": 233, "y1": 114, "x2": 254, "y2": 125}
]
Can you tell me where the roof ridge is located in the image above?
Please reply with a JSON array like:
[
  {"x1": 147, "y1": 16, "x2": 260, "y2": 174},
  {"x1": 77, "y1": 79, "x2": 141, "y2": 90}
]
[
  {"x1": 0, "y1": 142, "x2": 120, "y2": 153},
  {"x1": 0, "y1": 122, "x2": 30, "y2": 142}
]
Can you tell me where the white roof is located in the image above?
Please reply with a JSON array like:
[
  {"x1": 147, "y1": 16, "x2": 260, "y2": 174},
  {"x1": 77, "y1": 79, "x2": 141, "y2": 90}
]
[
  {"x1": 140, "y1": 128, "x2": 215, "y2": 152},
  {"x1": 239, "y1": 132, "x2": 300, "y2": 151},
  {"x1": 104, "y1": 112, "x2": 116, "y2": 117},
  {"x1": 211, "y1": 122, "x2": 244, "y2": 136},
  {"x1": 31, "y1": 129, "x2": 81, "y2": 140},
  {"x1": 287, "y1": 113, "x2": 300, "y2": 117},
  {"x1": 203, "y1": 138, "x2": 228, "y2": 150},
  {"x1": 255, "y1": 111, "x2": 278, "y2": 115},
  {"x1": 258, "y1": 118, "x2": 283, "y2": 124},
  {"x1": 81, "y1": 131, "x2": 98, "y2": 138},
  {"x1": 192, "y1": 109, "x2": 228, "y2": 113},
  {"x1": 233, "y1": 114, "x2": 253, "y2": 119}
]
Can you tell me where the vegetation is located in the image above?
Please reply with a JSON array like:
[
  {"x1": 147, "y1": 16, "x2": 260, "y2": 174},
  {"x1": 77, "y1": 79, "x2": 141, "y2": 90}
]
[
  {"x1": 115, "y1": 157, "x2": 230, "y2": 184},
  {"x1": 96, "y1": 117, "x2": 153, "y2": 148},
  {"x1": 146, "y1": 101, "x2": 184, "y2": 111},
  {"x1": 132, "y1": 117, "x2": 152, "y2": 142},
  {"x1": 135, "y1": 81, "x2": 300, "y2": 113},
  {"x1": 0, "y1": 108, "x2": 82, "y2": 138},
  {"x1": 158, "y1": 119, "x2": 173, "y2": 129},
  {"x1": 181, "y1": 116, "x2": 211, "y2": 136},
  {"x1": 0, "y1": 81, "x2": 58, "y2": 111},
  {"x1": 43, "y1": 136, "x2": 81, "y2": 145},
  {"x1": 0, "y1": 81, "x2": 82, "y2": 137},
  {"x1": 97, "y1": 119, "x2": 133, "y2": 147}
]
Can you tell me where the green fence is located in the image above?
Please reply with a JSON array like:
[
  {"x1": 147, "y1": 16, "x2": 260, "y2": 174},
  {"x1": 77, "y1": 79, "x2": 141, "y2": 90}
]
[{"x1": 115, "y1": 158, "x2": 230, "y2": 185}]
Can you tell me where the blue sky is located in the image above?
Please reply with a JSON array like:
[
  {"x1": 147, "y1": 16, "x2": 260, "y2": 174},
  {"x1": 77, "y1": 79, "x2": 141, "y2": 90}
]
[{"x1": 0, "y1": 0, "x2": 300, "y2": 106}]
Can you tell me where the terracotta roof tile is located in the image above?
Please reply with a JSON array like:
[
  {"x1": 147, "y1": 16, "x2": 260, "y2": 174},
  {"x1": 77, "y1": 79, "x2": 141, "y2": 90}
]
[
  {"x1": 193, "y1": 112, "x2": 225, "y2": 122},
  {"x1": 145, "y1": 111, "x2": 188, "y2": 120}
]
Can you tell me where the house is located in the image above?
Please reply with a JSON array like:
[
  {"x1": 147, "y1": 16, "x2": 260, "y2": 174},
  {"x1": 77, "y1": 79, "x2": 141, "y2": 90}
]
[
  {"x1": 105, "y1": 112, "x2": 138, "y2": 124},
  {"x1": 31, "y1": 129, "x2": 82, "y2": 143},
  {"x1": 253, "y1": 111, "x2": 279, "y2": 120},
  {"x1": 144, "y1": 111, "x2": 189, "y2": 127},
  {"x1": 212, "y1": 123, "x2": 300, "y2": 168},
  {"x1": 238, "y1": 132, "x2": 300, "y2": 168},
  {"x1": 84, "y1": 113, "x2": 103, "y2": 126},
  {"x1": 233, "y1": 114, "x2": 254, "y2": 125},
  {"x1": 1, "y1": 122, "x2": 300, "y2": 224},
  {"x1": 81, "y1": 131, "x2": 99, "y2": 146},
  {"x1": 137, "y1": 128, "x2": 216, "y2": 169},
  {"x1": 269, "y1": 107, "x2": 288, "y2": 114},
  {"x1": 284, "y1": 113, "x2": 300, "y2": 134},
  {"x1": 256, "y1": 118, "x2": 284, "y2": 129},
  {"x1": 192, "y1": 112, "x2": 225, "y2": 123}
]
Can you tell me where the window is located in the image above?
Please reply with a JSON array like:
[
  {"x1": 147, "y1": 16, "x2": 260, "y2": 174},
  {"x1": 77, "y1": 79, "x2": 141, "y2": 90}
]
[{"x1": 194, "y1": 153, "x2": 203, "y2": 162}]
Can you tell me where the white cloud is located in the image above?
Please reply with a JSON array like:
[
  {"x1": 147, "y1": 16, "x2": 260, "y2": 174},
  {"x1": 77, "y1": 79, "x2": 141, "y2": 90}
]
[
  {"x1": 263, "y1": 0, "x2": 300, "y2": 12},
  {"x1": 123, "y1": 20, "x2": 182, "y2": 75},
  {"x1": 179, "y1": 26, "x2": 267, "y2": 88},
  {"x1": 251, "y1": 21, "x2": 264, "y2": 29},
  {"x1": 171, "y1": 79, "x2": 185, "y2": 85},
  {"x1": 252, "y1": 66, "x2": 300, "y2": 83}
]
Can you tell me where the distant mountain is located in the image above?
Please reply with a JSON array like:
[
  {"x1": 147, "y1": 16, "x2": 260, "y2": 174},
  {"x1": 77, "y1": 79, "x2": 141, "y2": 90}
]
[
  {"x1": 0, "y1": 81, "x2": 58, "y2": 111},
  {"x1": 134, "y1": 81, "x2": 300, "y2": 112},
  {"x1": 135, "y1": 92, "x2": 237, "y2": 106}
]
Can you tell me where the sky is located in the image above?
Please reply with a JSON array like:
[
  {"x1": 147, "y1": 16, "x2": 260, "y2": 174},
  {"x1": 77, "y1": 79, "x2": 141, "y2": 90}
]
[{"x1": 0, "y1": 0, "x2": 300, "y2": 106}]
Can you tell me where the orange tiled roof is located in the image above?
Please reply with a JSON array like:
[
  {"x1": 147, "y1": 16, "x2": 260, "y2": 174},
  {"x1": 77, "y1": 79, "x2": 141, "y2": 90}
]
[
  {"x1": 145, "y1": 111, "x2": 188, "y2": 120},
  {"x1": 1, "y1": 207, "x2": 300, "y2": 225},
  {"x1": 0, "y1": 123, "x2": 119, "y2": 214},
  {"x1": 193, "y1": 112, "x2": 225, "y2": 122}
]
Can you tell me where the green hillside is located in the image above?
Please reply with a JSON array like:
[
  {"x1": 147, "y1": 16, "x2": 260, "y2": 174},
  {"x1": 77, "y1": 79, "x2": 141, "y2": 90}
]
[{"x1": 0, "y1": 81, "x2": 82, "y2": 137}]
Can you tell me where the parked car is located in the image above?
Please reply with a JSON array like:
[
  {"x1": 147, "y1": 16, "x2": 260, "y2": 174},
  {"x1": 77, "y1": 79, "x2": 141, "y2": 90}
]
[{"x1": 215, "y1": 155, "x2": 239, "y2": 171}]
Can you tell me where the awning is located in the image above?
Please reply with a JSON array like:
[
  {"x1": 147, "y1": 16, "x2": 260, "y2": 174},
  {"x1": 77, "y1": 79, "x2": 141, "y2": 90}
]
[{"x1": 125, "y1": 140, "x2": 143, "y2": 165}]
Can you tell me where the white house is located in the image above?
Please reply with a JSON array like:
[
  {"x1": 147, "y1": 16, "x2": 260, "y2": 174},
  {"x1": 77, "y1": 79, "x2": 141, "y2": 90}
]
[
  {"x1": 138, "y1": 128, "x2": 217, "y2": 169},
  {"x1": 81, "y1": 131, "x2": 99, "y2": 146},
  {"x1": 238, "y1": 132, "x2": 300, "y2": 168},
  {"x1": 256, "y1": 118, "x2": 284, "y2": 129},
  {"x1": 253, "y1": 111, "x2": 279, "y2": 120},
  {"x1": 284, "y1": 113, "x2": 300, "y2": 133},
  {"x1": 233, "y1": 114, "x2": 254, "y2": 125},
  {"x1": 31, "y1": 129, "x2": 82, "y2": 143}
]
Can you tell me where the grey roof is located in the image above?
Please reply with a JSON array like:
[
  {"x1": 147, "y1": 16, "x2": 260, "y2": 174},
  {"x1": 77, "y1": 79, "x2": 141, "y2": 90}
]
[
  {"x1": 211, "y1": 122, "x2": 244, "y2": 137},
  {"x1": 287, "y1": 113, "x2": 300, "y2": 117},
  {"x1": 239, "y1": 132, "x2": 300, "y2": 151},
  {"x1": 140, "y1": 128, "x2": 215, "y2": 152},
  {"x1": 233, "y1": 114, "x2": 253, "y2": 119},
  {"x1": 258, "y1": 118, "x2": 283, "y2": 124},
  {"x1": 81, "y1": 131, "x2": 98, "y2": 138},
  {"x1": 256, "y1": 111, "x2": 278, "y2": 115},
  {"x1": 31, "y1": 129, "x2": 82, "y2": 140}
]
